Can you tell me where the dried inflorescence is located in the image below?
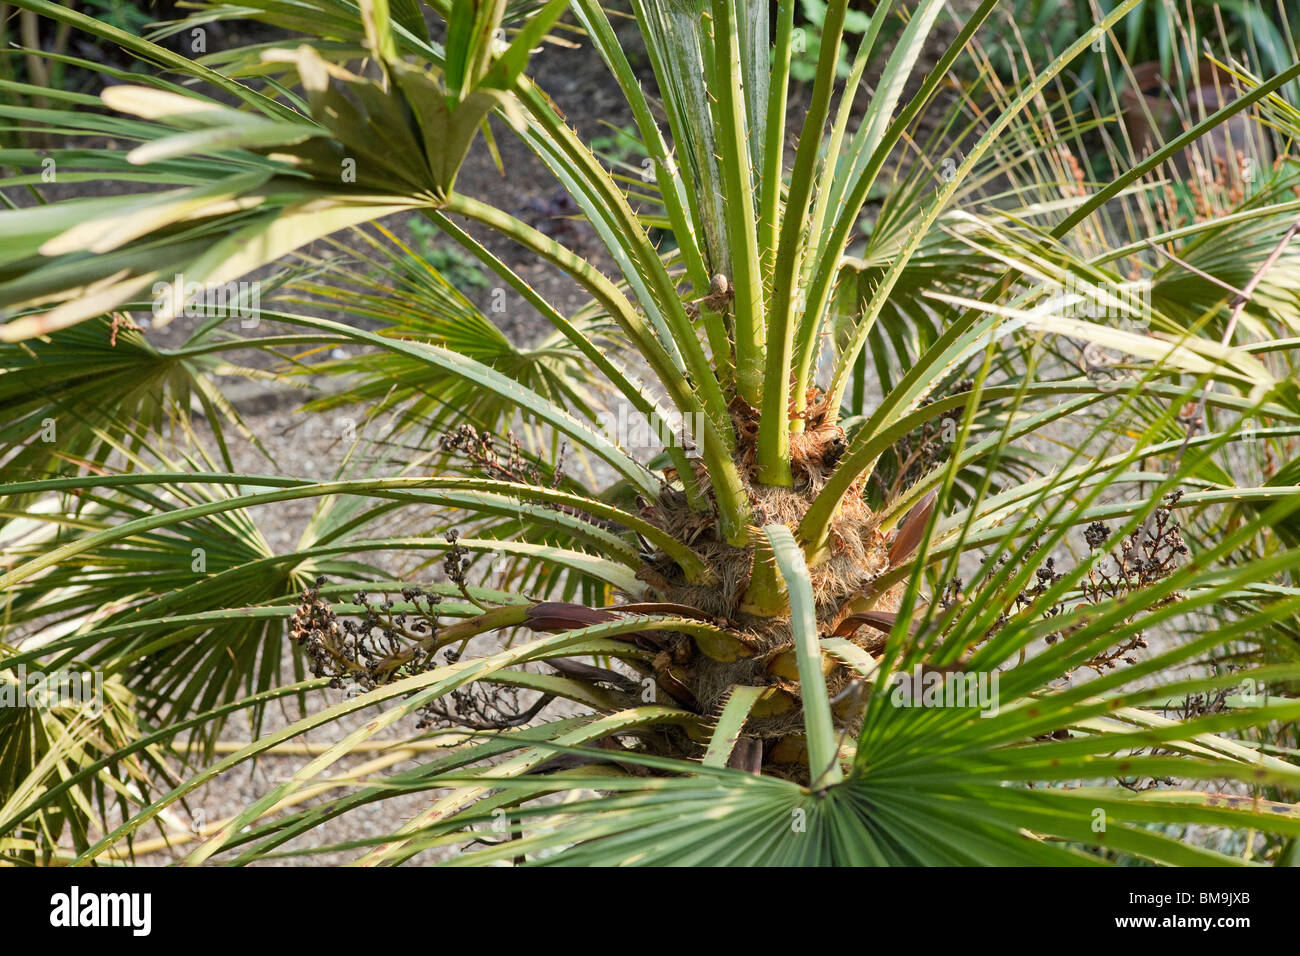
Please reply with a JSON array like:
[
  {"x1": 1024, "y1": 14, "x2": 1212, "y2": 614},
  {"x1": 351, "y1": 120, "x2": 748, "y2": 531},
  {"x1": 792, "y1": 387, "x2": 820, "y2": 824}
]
[
  {"x1": 1087, "y1": 491, "x2": 1188, "y2": 592},
  {"x1": 441, "y1": 528, "x2": 476, "y2": 606},
  {"x1": 1083, "y1": 521, "x2": 1111, "y2": 550},
  {"x1": 943, "y1": 547, "x2": 1067, "y2": 627},
  {"x1": 439, "y1": 424, "x2": 565, "y2": 488},
  {"x1": 418, "y1": 681, "x2": 555, "y2": 731},
  {"x1": 289, "y1": 577, "x2": 443, "y2": 692},
  {"x1": 1076, "y1": 490, "x2": 1188, "y2": 672},
  {"x1": 439, "y1": 427, "x2": 630, "y2": 544},
  {"x1": 947, "y1": 492, "x2": 1189, "y2": 675},
  {"x1": 1174, "y1": 688, "x2": 1232, "y2": 720},
  {"x1": 289, "y1": 578, "x2": 570, "y2": 734},
  {"x1": 290, "y1": 578, "x2": 652, "y2": 733}
]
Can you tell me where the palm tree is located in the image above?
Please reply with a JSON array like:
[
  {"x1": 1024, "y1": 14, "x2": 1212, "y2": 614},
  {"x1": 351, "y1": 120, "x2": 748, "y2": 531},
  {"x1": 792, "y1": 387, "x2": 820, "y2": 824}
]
[{"x1": 3, "y1": 0, "x2": 1300, "y2": 865}]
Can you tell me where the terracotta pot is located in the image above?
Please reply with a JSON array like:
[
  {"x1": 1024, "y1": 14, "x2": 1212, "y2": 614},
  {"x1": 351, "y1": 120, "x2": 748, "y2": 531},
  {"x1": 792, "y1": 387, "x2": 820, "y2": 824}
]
[{"x1": 1120, "y1": 59, "x2": 1271, "y2": 179}]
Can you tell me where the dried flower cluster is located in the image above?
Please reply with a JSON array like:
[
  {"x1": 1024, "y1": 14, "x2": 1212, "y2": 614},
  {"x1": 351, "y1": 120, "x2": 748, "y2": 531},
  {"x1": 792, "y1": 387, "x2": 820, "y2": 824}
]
[
  {"x1": 418, "y1": 681, "x2": 554, "y2": 731},
  {"x1": 1118, "y1": 690, "x2": 1238, "y2": 791},
  {"x1": 442, "y1": 528, "x2": 475, "y2": 607},
  {"x1": 439, "y1": 424, "x2": 565, "y2": 488},
  {"x1": 1174, "y1": 688, "x2": 1232, "y2": 720},
  {"x1": 1075, "y1": 490, "x2": 1187, "y2": 671},
  {"x1": 942, "y1": 492, "x2": 1188, "y2": 675},
  {"x1": 289, "y1": 577, "x2": 443, "y2": 691}
]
